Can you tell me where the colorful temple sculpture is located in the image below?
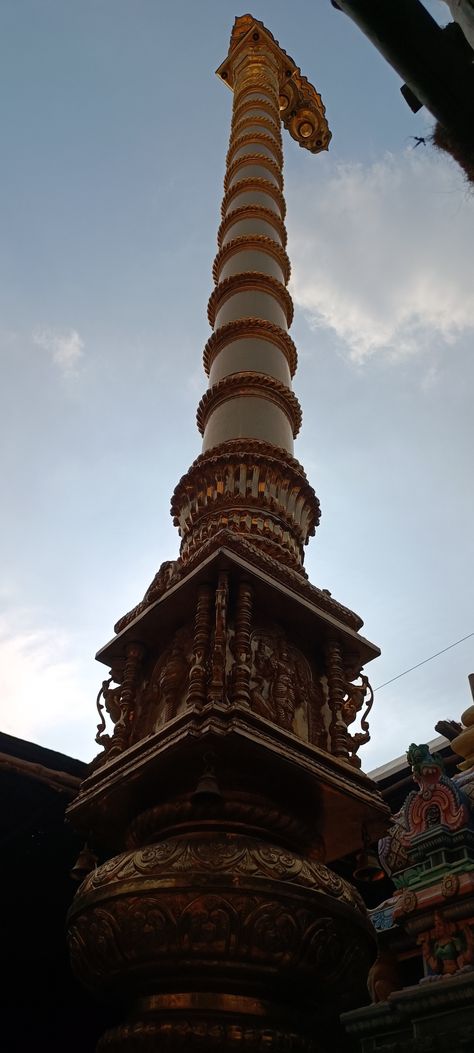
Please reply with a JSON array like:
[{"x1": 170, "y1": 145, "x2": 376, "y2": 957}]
[
  {"x1": 343, "y1": 677, "x2": 474, "y2": 1051},
  {"x1": 66, "y1": 16, "x2": 389, "y2": 1053}
]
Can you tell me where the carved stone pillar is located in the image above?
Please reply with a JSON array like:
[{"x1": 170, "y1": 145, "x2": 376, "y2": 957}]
[
  {"x1": 325, "y1": 637, "x2": 349, "y2": 760},
  {"x1": 186, "y1": 584, "x2": 213, "y2": 709},
  {"x1": 231, "y1": 580, "x2": 253, "y2": 706},
  {"x1": 208, "y1": 571, "x2": 229, "y2": 705},
  {"x1": 108, "y1": 641, "x2": 145, "y2": 757}
]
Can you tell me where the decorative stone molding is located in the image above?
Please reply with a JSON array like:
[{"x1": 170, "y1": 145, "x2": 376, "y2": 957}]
[
  {"x1": 218, "y1": 199, "x2": 287, "y2": 245},
  {"x1": 126, "y1": 793, "x2": 317, "y2": 853},
  {"x1": 231, "y1": 94, "x2": 282, "y2": 131},
  {"x1": 231, "y1": 113, "x2": 282, "y2": 142},
  {"x1": 207, "y1": 271, "x2": 294, "y2": 328},
  {"x1": 203, "y1": 317, "x2": 297, "y2": 377},
  {"x1": 224, "y1": 151, "x2": 284, "y2": 193},
  {"x1": 221, "y1": 176, "x2": 286, "y2": 220},
  {"x1": 226, "y1": 131, "x2": 284, "y2": 170},
  {"x1": 174, "y1": 525, "x2": 365, "y2": 634},
  {"x1": 171, "y1": 438, "x2": 319, "y2": 571},
  {"x1": 212, "y1": 235, "x2": 291, "y2": 284},
  {"x1": 196, "y1": 371, "x2": 302, "y2": 438}
]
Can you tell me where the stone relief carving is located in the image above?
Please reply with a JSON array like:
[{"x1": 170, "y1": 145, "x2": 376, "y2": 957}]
[
  {"x1": 241, "y1": 628, "x2": 325, "y2": 742},
  {"x1": 417, "y1": 912, "x2": 474, "y2": 977},
  {"x1": 132, "y1": 626, "x2": 193, "y2": 738}
]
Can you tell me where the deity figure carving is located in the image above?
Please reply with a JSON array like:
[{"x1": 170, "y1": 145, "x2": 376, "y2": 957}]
[
  {"x1": 159, "y1": 639, "x2": 190, "y2": 723},
  {"x1": 250, "y1": 636, "x2": 278, "y2": 722},
  {"x1": 248, "y1": 630, "x2": 323, "y2": 740},
  {"x1": 340, "y1": 675, "x2": 374, "y2": 767},
  {"x1": 136, "y1": 627, "x2": 193, "y2": 734},
  {"x1": 418, "y1": 912, "x2": 474, "y2": 977},
  {"x1": 294, "y1": 656, "x2": 326, "y2": 747},
  {"x1": 273, "y1": 641, "x2": 297, "y2": 731}
]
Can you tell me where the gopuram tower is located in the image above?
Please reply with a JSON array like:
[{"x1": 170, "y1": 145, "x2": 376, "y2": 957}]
[{"x1": 67, "y1": 16, "x2": 389, "y2": 1053}]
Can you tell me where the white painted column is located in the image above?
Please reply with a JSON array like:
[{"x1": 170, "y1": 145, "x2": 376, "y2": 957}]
[{"x1": 199, "y1": 37, "x2": 301, "y2": 456}]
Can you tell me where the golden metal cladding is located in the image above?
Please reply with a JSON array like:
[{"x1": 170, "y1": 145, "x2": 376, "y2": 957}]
[
  {"x1": 196, "y1": 371, "x2": 302, "y2": 439},
  {"x1": 223, "y1": 151, "x2": 284, "y2": 193},
  {"x1": 207, "y1": 271, "x2": 294, "y2": 328},
  {"x1": 231, "y1": 113, "x2": 282, "y2": 142},
  {"x1": 203, "y1": 318, "x2": 297, "y2": 377},
  {"x1": 218, "y1": 199, "x2": 287, "y2": 244},
  {"x1": 212, "y1": 235, "x2": 291, "y2": 285},
  {"x1": 231, "y1": 95, "x2": 282, "y2": 131},
  {"x1": 216, "y1": 15, "x2": 331, "y2": 155},
  {"x1": 220, "y1": 177, "x2": 286, "y2": 219},
  {"x1": 226, "y1": 131, "x2": 284, "y2": 170}
]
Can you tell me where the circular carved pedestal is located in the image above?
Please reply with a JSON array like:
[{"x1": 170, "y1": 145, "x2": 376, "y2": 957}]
[{"x1": 68, "y1": 832, "x2": 375, "y2": 1052}]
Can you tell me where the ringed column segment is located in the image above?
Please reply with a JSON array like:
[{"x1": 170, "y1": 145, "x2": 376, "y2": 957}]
[
  {"x1": 171, "y1": 17, "x2": 330, "y2": 573},
  {"x1": 201, "y1": 37, "x2": 299, "y2": 456}
]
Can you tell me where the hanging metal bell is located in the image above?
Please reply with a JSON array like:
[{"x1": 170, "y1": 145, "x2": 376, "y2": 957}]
[
  {"x1": 70, "y1": 843, "x2": 98, "y2": 882},
  {"x1": 353, "y1": 847, "x2": 385, "y2": 883},
  {"x1": 191, "y1": 758, "x2": 223, "y2": 805}
]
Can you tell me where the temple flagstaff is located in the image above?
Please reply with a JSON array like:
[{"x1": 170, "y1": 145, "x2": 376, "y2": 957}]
[{"x1": 67, "y1": 17, "x2": 389, "y2": 1052}]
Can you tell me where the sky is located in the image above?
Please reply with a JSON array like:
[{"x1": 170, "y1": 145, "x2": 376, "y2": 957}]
[{"x1": 0, "y1": 0, "x2": 473, "y2": 771}]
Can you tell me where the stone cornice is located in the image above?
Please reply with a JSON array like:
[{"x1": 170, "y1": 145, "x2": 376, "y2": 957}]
[
  {"x1": 203, "y1": 318, "x2": 297, "y2": 377},
  {"x1": 180, "y1": 529, "x2": 364, "y2": 633},
  {"x1": 212, "y1": 235, "x2": 291, "y2": 284},
  {"x1": 196, "y1": 371, "x2": 302, "y2": 437},
  {"x1": 207, "y1": 271, "x2": 294, "y2": 327}
]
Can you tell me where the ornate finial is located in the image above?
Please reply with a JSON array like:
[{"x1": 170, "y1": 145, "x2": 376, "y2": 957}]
[{"x1": 218, "y1": 14, "x2": 331, "y2": 154}]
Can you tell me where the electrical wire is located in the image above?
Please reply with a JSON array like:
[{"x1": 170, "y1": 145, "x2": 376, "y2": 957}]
[{"x1": 374, "y1": 632, "x2": 474, "y2": 692}]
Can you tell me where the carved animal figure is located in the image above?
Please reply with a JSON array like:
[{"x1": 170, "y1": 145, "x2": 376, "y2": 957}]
[
  {"x1": 95, "y1": 678, "x2": 122, "y2": 750},
  {"x1": 367, "y1": 949, "x2": 402, "y2": 1003}
]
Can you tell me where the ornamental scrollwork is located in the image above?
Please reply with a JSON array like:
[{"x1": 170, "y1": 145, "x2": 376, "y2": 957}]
[
  {"x1": 340, "y1": 675, "x2": 374, "y2": 767},
  {"x1": 114, "y1": 558, "x2": 181, "y2": 634},
  {"x1": 75, "y1": 833, "x2": 365, "y2": 916}
]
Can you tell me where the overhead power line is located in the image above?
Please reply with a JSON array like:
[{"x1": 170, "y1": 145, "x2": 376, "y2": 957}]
[{"x1": 374, "y1": 632, "x2": 474, "y2": 692}]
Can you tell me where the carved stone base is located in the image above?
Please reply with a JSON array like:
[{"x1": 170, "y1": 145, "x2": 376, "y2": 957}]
[
  {"x1": 97, "y1": 994, "x2": 321, "y2": 1052},
  {"x1": 68, "y1": 830, "x2": 374, "y2": 1052}
]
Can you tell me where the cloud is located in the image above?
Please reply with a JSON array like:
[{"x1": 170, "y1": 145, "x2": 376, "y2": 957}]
[
  {"x1": 33, "y1": 326, "x2": 84, "y2": 375},
  {"x1": 0, "y1": 614, "x2": 93, "y2": 755},
  {"x1": 288, "y1": 150, "x2": 474, "y2": 362}
]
